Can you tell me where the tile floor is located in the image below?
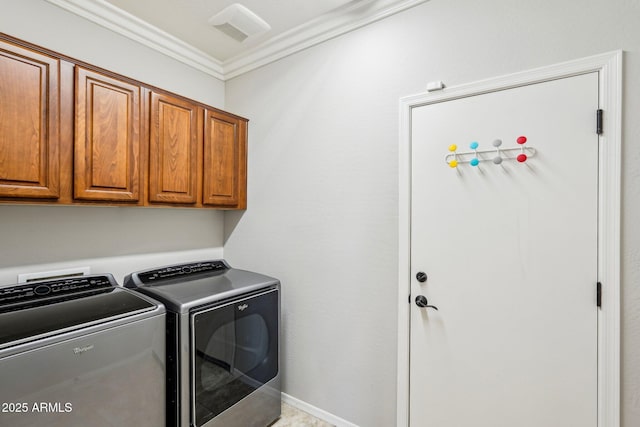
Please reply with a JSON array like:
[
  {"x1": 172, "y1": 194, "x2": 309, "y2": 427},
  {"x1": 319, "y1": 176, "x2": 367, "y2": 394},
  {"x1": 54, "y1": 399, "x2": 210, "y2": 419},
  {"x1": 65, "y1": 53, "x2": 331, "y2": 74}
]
[{"x1": 270, "y1": 403, "x2": 334, "y2": 427}]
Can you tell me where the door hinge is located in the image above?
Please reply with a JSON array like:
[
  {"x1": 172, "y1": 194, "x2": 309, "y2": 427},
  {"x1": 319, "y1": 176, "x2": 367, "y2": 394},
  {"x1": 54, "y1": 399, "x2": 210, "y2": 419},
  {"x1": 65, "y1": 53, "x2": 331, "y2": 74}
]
[
  {"x1": 597, "y1": 282, "x2": 602, "y2": 308},
  {"x1": 596, "y1": 109, "x2": 603, "y2": 135}
]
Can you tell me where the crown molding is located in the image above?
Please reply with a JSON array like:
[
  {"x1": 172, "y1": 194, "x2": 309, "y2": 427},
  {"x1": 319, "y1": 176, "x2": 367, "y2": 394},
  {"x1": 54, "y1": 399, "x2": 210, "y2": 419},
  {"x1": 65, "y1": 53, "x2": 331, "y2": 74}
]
[
  {"x1": 46, "y1": 0, "x2": 429, "y2": 81},
  {"x1": 222, "y1": 0, "x2": 430, "y2": 79},
  {"x1": 45, "y1": 0, "x2": 225, "y2": 80}
]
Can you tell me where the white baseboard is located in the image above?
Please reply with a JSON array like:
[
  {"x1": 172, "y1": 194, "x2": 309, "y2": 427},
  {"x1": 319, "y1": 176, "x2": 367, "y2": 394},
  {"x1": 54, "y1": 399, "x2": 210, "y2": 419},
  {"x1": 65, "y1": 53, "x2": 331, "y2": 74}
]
[{"x1": 281, "y1": 393, "x2": 359, "y2": 427}]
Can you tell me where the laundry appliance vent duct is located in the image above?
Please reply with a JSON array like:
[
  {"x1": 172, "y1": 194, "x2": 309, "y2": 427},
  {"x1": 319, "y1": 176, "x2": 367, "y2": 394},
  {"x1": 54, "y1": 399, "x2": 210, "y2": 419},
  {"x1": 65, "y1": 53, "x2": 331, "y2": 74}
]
[{"x1": 208, "y1": 3, "x2": 271, "y2": 42}]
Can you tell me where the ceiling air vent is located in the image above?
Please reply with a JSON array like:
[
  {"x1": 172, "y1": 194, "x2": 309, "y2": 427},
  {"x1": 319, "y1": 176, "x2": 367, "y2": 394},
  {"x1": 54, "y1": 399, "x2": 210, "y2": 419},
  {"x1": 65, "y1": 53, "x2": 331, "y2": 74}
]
[{"x1": 208, "y1": 3, "x2": 271, "y2": 43}]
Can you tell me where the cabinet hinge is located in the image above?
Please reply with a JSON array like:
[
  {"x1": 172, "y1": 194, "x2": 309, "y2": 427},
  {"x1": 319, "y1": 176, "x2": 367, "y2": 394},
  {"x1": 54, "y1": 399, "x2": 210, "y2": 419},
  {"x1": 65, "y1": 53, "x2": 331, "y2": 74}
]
[
  {"x1": 596, "y1": 109, "x2": 603, "y2": 135},
  {"x1": 597, "y1": 282, "x2": 602, "y2": 308}
]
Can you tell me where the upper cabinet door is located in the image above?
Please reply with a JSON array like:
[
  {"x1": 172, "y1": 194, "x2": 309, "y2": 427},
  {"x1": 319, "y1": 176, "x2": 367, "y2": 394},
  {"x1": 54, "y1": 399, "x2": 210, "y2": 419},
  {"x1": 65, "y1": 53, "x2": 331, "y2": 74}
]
[
  {"x1": 0, "y1": 41, "x2": 60, "y2": 199},
  {"x1": 203, "y1": 110, "x2": 247, "y2": 208},
  {"x1": 74, "y1": 67, "x2": 141, "y2": 201},
  {"x1": 149, "y1": 92, "x2": 200, "y2": 204}
]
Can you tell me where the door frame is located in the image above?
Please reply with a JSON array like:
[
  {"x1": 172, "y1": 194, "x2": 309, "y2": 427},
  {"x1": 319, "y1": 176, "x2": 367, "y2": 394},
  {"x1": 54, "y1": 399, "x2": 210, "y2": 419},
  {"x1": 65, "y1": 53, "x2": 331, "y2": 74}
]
[{"x1": 397, "y1": 51, "x2": 622, "y2": 427}]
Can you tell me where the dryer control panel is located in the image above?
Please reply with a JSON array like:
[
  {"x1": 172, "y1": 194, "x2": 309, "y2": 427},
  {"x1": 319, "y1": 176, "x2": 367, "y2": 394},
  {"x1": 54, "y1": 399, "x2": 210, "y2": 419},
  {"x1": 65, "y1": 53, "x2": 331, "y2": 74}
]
[{"x1": 135, "y1": 260, "x2": 229, "y2": 285}]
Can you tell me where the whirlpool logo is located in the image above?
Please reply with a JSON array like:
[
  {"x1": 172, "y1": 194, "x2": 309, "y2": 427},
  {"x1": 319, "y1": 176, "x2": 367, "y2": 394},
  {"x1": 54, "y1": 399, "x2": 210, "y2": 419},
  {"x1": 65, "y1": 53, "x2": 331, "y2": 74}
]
[
  {"x1": 73, "y1": 345, "x2": 94, "y2": 355},
  {"x1": 237, "y1": 304, "x2": 249, "y2": 311}
]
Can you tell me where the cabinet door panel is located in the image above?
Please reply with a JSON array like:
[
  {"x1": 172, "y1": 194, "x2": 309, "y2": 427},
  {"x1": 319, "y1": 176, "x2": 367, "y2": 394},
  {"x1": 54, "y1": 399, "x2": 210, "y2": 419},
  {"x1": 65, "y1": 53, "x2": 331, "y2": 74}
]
[
  {"x1": 203, "y1": 111, "x2": 246, "y2": 208},
  {"x1": 0, "y1": 41, "x2": 60, "y2": 198},
  {"x1": 149, "y1": 93, "x2": 199, "y2": 204},
  {"x1": 75, "y1": 67, "x2": 141, "y2": 201}
]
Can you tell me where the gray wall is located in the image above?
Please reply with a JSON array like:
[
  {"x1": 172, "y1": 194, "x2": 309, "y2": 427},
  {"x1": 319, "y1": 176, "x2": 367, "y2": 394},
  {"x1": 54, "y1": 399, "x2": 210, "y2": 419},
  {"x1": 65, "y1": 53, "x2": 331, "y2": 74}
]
[
  {"x1": 0, "y1": 0, "x2": 227, "y2": 284},
  {"x1": 223, "y1": 0, "x2": 640, "y2": 425}
]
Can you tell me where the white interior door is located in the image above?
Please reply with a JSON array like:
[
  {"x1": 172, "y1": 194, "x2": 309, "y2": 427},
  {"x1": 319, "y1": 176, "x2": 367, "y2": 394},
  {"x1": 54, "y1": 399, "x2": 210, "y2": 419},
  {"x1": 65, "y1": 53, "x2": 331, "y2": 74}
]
[{"x1": 409, "y1": 72, "x2": 599, "y2": 427}]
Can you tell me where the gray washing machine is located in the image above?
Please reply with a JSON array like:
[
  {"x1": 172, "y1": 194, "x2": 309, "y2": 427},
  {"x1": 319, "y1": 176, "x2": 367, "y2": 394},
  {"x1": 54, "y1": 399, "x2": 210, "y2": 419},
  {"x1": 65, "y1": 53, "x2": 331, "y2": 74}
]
[
  {"x1": 124, "y1": 260, "x2": 281, "y2": 427},
  {"x1": 0, "y1": 274, "x2": 166, "y2": 427}
]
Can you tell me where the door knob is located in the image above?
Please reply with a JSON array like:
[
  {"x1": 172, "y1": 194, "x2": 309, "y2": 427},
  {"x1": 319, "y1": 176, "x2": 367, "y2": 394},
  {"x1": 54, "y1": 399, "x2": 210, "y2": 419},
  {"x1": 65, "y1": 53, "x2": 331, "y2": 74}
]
[
  {"x1": 415, "y1": 295, "x2": 438, "y2": 310},
  {"x1": 416, "y1": 272, "x2": 428, "y2": 282}
]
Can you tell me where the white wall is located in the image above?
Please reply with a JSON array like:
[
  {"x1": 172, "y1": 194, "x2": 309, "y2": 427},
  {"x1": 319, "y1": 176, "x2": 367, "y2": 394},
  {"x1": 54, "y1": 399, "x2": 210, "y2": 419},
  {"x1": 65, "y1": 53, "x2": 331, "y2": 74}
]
[
  {"x1": 0, "y1": 205, "x2": 225, "y2": 283},
  {"x1": 0, "y1": 0, "x2": 227, "y2": 285},
  {"x1": 223, "y1": 0, "x2": 640, "y2": 425}
]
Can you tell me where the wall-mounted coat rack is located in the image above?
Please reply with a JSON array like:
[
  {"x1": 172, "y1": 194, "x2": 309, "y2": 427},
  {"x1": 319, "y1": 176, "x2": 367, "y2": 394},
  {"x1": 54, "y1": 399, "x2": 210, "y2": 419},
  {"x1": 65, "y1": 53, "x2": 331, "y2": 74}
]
[{"x1": 445, "y1": 136, "x2": 536, "y2": 168}]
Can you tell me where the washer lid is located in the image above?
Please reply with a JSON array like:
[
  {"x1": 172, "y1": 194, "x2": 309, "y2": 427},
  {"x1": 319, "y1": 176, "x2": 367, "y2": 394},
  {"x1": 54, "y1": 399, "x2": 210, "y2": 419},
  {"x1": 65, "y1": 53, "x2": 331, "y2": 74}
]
[{"x1": 0, "y1": 275, "x2": 159, "y2": 349}]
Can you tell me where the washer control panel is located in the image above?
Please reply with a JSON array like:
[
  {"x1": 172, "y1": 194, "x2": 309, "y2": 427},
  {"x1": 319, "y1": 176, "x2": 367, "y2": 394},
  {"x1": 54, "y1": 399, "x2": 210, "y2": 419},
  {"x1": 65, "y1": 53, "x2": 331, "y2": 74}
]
[{"x1": 0, "y1": 275, "x2": 115, "y2": 313}]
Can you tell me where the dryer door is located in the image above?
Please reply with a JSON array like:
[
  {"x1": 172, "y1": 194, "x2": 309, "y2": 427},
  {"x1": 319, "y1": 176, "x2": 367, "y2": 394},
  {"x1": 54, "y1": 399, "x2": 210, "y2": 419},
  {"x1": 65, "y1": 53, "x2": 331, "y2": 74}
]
[{"x1": 191, "y1": 288, "x2": 279, "y2": 427}]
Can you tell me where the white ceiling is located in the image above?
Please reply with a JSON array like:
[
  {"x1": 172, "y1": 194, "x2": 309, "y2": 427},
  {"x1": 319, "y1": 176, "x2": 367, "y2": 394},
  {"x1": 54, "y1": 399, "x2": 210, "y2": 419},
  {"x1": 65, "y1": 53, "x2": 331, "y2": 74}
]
[
  {"x1": 104, "y1": 0, "x2": 355, "y2": 61},
  {"x1": 46, "y1": 0, "x2": 429, "y2": 79}
]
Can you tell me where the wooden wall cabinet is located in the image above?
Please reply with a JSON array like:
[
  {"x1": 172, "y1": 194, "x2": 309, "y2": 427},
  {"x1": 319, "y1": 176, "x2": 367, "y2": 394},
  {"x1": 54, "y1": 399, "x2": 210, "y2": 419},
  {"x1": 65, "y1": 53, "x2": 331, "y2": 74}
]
[
  {"x1": 0, "y1": 34, "x2": 248, "y2": 210},
  {"x1": 74, "y1": 67, "x2": 142, "y2": 202},
  {"x1": 149, "y1": 92, "x2": 248, "y2": 209},
  {"x1": 0, "y1": 40, "x2": 60, "y2": 199},
  {"x1": 148, "y1": 92, "x2": 200, "y2": 205},
  {"x1": 203, "y1": 110, "x2": 247, "y2": 208}
]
